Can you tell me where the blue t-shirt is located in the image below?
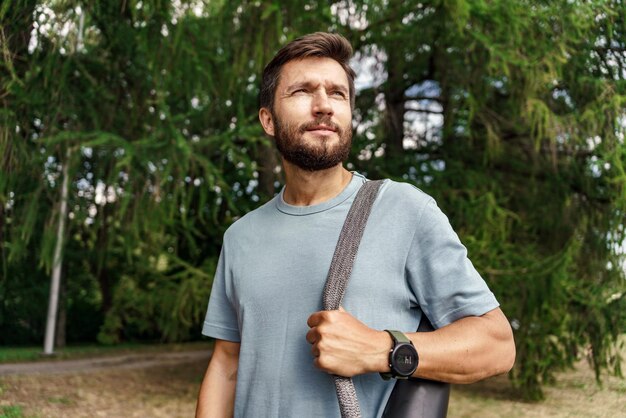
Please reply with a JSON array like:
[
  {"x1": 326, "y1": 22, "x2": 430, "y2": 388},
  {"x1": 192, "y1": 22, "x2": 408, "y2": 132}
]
[{"x1": 202, "y1": 172, "x2": 499, "y2": 417}]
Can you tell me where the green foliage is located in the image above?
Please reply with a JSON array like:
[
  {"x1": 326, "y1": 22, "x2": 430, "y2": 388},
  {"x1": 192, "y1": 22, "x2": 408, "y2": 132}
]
[
  {"x1": 0, "y1": 406, "x2": 26, "y2": 418},
  {"x1": 97, "y1": 256, "x2": 214, "y2": 343},
  {"x1": 1, "y1": 0, "x2": 625, "y2": 400},
  {"x1": 0, "y1": 341, "x2": 213, "y2": 363},
  {"x1": 349, "y1": 0, "x2": 626, "y2": 399}
]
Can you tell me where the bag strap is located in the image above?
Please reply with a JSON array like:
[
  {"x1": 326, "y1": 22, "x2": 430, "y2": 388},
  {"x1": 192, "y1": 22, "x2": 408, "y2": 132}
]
[{"x1": 322, "y1": 179, "x2": 384, "y2": 418}]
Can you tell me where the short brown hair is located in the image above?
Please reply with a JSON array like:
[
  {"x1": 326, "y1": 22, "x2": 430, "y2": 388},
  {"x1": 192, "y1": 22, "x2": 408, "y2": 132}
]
[{"x1": 259, "y1": 32, "x2": 356, "y2": 111}]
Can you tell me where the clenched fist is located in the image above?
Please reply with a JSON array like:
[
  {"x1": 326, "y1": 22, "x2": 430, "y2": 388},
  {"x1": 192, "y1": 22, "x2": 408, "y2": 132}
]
[{"x1": 306, "y1": 307, "x2": 391, "y2": 377}]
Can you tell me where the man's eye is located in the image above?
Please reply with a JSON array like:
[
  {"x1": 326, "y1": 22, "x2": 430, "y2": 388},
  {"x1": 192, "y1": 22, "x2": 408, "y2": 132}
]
[
  {"x1": 332, "y1": 91, "x2": 347, "y2": 98},
  {"x1": 292, "y1": 89, "x2": 307, "y2": 94}
]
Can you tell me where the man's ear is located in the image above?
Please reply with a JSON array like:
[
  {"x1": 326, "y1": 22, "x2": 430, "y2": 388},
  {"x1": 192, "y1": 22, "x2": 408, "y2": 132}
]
[{"x1": 259, "y1": 107, "x2": 275, "y2": 137}]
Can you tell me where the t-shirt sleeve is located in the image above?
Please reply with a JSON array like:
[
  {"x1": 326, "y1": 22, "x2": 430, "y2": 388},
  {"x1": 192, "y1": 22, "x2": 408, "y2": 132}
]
[
  {"x1": 406, "y1": 198, "x2": 499, "y2": 329},
  {"x1": 201, "y1": 245, "x2": 241, "y2": 342}
]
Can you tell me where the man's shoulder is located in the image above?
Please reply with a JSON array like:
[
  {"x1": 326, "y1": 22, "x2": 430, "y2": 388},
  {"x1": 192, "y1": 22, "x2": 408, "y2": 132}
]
[{"x1": 378, "y1": 178, "x2": 434, "y2": 209}]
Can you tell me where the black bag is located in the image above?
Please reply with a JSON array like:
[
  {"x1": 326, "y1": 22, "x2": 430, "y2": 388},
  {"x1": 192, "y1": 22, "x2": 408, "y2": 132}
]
[{"x1": 382, "y1": 315, "x2": 450, "y2": 418}]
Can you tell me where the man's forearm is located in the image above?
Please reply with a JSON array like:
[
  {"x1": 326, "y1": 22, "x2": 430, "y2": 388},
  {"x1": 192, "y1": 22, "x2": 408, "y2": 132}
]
[
  {"x1": 307, "y1": 306, "x2": 515, "y2": 383},
  {"x1": 196, "y1": 341, "x2": 240, "y2": 418},
  {"x1": 379, "y1": 308, "x2": 516, "y2": 383}
]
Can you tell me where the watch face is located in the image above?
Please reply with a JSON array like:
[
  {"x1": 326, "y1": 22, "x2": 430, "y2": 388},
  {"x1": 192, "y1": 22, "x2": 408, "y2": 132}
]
[{"x1": 393, "y1": 344, "x2": 418, "y2": 376}]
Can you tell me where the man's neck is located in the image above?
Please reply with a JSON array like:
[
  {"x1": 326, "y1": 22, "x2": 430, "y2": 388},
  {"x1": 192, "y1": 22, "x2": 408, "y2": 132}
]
[{"x1": 281, "y1": 161, "x2": 353, "y2": 206}]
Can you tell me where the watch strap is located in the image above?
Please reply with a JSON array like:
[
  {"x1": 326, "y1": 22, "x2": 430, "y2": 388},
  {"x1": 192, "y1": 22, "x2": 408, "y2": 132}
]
[
  {"x1": 381, "y1": 330, "x2": 415, "y2": 380},
  {"x1": 385, "y1": 329, "x2": 411, "y2": 344},
  {"x1": 380, "y1": 371, "x2": 394, "y2": 380}
]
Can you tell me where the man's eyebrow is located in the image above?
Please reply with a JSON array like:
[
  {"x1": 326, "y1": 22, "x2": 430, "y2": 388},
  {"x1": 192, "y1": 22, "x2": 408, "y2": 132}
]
[
  {"x1": 328, "y1": 83, "x2": 348, "y2": 94},
  {"x1": 285, "y1": 81, "x2": 314, "y2": 92},
  {"x1": 326, "y1": 82, "x2": 349, "y2": 93},
  {"x1": 284, "y1": 81, "x2": 349, "y2": 93}
]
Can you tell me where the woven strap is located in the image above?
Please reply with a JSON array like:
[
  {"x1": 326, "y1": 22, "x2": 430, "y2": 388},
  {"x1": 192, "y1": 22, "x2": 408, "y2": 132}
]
[{"x1": 322, "y1": 179, "x2": 384, "y2": 418}]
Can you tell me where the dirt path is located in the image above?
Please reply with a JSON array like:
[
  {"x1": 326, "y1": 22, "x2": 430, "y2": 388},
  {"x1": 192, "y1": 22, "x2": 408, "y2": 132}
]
[
  {"x1": 1, "y1": 349, "x2": 624, "y2": 418},
  {"x1": 0, "y1": 349, "x2": 213, "y2": 418},
  {"x1": 0, "y1": 350, "x2": 212, "y2": 376}
]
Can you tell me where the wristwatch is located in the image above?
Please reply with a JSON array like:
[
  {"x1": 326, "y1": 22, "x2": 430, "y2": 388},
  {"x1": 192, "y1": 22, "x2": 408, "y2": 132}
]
[{"x1": 380, "y1": 330, "x2": 419, "y2": 380}]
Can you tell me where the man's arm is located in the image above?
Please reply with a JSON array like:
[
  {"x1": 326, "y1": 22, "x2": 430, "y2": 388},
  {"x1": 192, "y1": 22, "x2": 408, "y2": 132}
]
[
  {"x1": 195, "y1": 339, "x2": 240, "y2": 418},
  {"x1": 404, "y1": 307, "x2": 515, "y2": 383},
  {"x1": 306, "y1": 307, "x2": 515, "y2": 383}
]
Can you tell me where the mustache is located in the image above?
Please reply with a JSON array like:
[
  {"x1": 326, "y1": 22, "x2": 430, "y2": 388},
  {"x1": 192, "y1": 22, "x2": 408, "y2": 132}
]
[{"x1": 299, "y1": 116, "x2": 341, "y2": 134}]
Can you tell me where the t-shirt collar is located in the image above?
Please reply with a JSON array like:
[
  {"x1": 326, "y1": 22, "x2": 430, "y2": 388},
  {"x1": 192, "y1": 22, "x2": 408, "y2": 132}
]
[{"x1": 275, "y1": 171, "x2": 367, "y2": 216}]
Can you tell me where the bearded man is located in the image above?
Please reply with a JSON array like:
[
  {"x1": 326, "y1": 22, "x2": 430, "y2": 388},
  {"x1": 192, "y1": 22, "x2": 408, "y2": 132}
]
[{"x1": 195, "y1": 32, "x2": 515, "y2": 418}]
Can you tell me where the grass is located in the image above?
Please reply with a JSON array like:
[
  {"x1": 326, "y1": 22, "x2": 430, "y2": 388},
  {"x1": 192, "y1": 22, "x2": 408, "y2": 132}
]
[
  {"x1": 46, "y1": 397, "x2": 72, "y2": 405},
  {"x1": 0, "y1": 340, "x2": 213, "y2": 364},
  {"x1": 0, "y1": 406, "x2": 26, "y2": 418}
]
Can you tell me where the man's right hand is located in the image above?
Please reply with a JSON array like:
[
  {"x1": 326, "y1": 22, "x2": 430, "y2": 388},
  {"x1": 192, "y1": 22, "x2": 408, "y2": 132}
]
[{"x1": 195, "y1": 339, "x2": 240, "y2": 418}]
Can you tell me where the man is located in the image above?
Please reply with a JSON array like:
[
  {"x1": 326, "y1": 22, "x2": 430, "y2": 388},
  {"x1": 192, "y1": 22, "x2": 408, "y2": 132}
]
[{"x1": 196, "y1": 32, "x2": 515, "y2": 418}]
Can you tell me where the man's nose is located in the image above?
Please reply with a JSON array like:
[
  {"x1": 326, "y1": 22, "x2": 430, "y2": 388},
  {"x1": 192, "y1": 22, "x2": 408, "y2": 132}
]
[{"x1": 312, "y1": 91, "x2": 333, "y2": 116}]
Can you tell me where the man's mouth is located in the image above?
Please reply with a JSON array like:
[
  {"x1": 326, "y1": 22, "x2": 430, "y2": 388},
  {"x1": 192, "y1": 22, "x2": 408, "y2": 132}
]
[{"x1": 306, "y1": 124, "x2": 337, "y2": 132}]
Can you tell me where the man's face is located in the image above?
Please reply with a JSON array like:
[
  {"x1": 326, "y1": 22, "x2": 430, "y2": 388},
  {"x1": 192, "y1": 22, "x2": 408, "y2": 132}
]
[{"x1": 259, "y1": 57, "x2": 353, "y2": 171}]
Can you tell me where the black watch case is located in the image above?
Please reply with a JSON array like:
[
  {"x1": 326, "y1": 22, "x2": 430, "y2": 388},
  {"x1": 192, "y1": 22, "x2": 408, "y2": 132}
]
[{"x1": 389, "y1": 342, "x2": 419, "y2": 378}]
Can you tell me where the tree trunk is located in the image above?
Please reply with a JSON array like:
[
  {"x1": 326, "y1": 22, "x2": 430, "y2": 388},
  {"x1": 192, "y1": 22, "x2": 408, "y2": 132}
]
[
  {"x1": 95, "y1": 203, "x2": 113, "y2": 315},
  {"x1": 383, "y1": 47, "x2": 406, "y2": 160},
  {"x1": 54, "y1": 269, "x2": 66, "y2": 349},
  {"x1": 255, "y1": 142, "x2": 280, "y2": 198},
  {"x1": 43, "y1": 148, "x2": 71, "y2": 355}
]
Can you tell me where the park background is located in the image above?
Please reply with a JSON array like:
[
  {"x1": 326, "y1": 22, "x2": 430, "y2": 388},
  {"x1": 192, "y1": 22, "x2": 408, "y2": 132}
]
[{"x1": 1, "y1": 0, "x2": 625, "y2": 416}]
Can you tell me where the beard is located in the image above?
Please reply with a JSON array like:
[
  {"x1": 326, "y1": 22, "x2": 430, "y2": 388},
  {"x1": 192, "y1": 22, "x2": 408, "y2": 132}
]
[{"x1": 272, "y1": 114, "x2": 352, "y2": 172}]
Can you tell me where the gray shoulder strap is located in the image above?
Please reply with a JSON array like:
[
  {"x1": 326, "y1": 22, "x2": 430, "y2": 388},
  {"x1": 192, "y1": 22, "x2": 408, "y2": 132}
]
[
  {"x1": 322, "y1": 179, "x2": 384, "y2": 418},
  {"x1": 323, "y1": 179, "x2": 384, "y2": 311}
]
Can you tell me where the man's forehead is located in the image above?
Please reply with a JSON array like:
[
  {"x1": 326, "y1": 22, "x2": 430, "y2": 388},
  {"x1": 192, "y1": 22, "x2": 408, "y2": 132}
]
[{"x1": 277, "y1": 57, "x2": 349, "y2": 90}]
